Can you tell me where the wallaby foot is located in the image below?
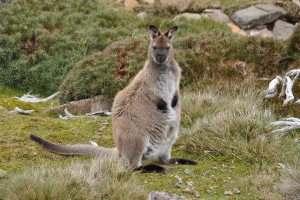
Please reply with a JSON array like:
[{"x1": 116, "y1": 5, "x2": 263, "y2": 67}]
[
  {"x1": 134, "y1": 164, "x2": 167, "y2": 174},
  {"x1": 169, "y1": 158, "x2": 197, "y2": 165}
]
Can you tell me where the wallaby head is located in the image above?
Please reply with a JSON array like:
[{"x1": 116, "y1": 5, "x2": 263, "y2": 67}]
[{"x1": 148, "y1": 25, "x2": 178, "y2": 65}]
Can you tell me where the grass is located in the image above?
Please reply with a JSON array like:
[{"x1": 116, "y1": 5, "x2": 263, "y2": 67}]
[
  {"x1": 1, "y1": 0, "x2": 300, "y2": 199},
  {"x1": 2, "y1": 86, "x2": 300, "y2": 199},
  {"x1": 60, "y1": 27, "x2": 291, "y2": 102},
  {"x1": 0, "y1": 157, "x2": 146, "y2": 200}
]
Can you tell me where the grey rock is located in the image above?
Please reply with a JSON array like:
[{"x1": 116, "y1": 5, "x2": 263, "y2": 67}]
[
  {"x1": 174, "y1": 13, "x2": 201, "y2": 21},
  {"x1": 247, "y1": 28, "x2": 273, "y2": 38},
  {"x1": 231, "y1": 4, "x2": 287, "y2": 29},
  {"x1": 147, "y1": 191, "x2": 189, "y2": 200},
  {"x1": 159, "y1": 0, "x2": 192, "y2": 13},
  {"x1": 202, "y1": 9, "x2": 231, "y2": 23},
  {"x1": 273, "y1": 20, "x2": 296, "y2": 40},
  {"x1": 137, "y1": 12, "x2": 147, "y2": 20}
]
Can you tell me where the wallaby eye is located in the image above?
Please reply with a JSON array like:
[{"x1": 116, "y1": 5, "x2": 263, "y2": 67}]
[
  {"x1": 153, "y1": 46, "x2": 157, "y2": 50},
  {"x1": 165, "y1": 47, "x2": 170, "y2": 50}
]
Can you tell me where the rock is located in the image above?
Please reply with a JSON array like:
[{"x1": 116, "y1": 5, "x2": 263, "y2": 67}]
[
  {"x1": 231, "y1": 4, "x2": 287, "y2": 29},
  {"x1": 147, "y1": 191, "x2": 188, "y2": 200},
  {"x1": 273, "y1": 20, "x2": 296, "y2": 40},
  {"x1": 202, "y1": 9, "x2": 231, "y2": 23},
  {"x1": 224, "y1": 191, "x2": 234, "y2": 196},
  {"x1": 44, "y1": 95, "x2": 112, "y2": 115},
  {"x1": 174, "y1": 13, "x2": 201, "y2": 21},
  {"x1": 143, "y1": 0, "x2": 155, "y2": 4},
  {"x1": 137, "y1": 11, "x2": 147, "y2": 20},
  {"x1": 159, "y1": 0, "x2": 192, "y2": 13},
  {"x1": 227, "y1": 23, "x2": 247, "y2": 36},
  {"x1": 247, "y1": 28, "x2": 273, "y2": 38},
  {"x1": 123, "y1": 0, "x2": 140, "y2": 10}
]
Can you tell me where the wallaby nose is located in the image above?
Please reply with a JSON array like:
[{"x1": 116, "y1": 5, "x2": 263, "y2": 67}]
[{"x1": 156, "y1": 54, "x2": 166, "y2": 63}]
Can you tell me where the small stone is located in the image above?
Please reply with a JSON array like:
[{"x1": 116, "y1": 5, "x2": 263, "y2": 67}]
[
  {"x1": 174, "y1": 13, "x2": 201, "y2": 21},
  {"x1": 227, "y1": 23, "x2": 247, "y2": 36},
  {"x1": 123, "y1": 0, "x2": 140, "y2": 10},
  {"x1": 233, "y1": 188, "x2": 241, "y2": 194},
  {"x1": 147, "y1": 191, "x2": 188, "y2": 200},
  {"x1": 137, "y1": 12, "x2": 147, "y2": 20},
  {"x1": 159, "y1": 0, "x2": 192, "y2": 13},
  {"x1": 273, "y1": 20, "x2": 296, "y2": 40},
  {"x1": 143, "y1": 0, "x2": 154, "y2": 4},
  {"x1": 184, "y1": 169, "x2": 193, "y2": 175},
  {"x1": 202, "y1": 9, "x2": 231, "y2": 23},
  {"x1": 175, "y1": 175, "x2": 183, "y2": 183},
  {"x1": 186, "y1": 181, "x2": 193, "y2": 186},
  {"x1": 224, "y1": 191, "x2": 234, "y2": 196},
  {"x1": 176, "y1": 182, "x2": 182, "y2": 188}
]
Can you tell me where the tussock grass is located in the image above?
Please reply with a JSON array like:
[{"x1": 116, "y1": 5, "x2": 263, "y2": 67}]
[
  {"x1": 277, "y1": 164, "x2": 300, "y2": 200},
  {"x1": 0, "y1": 157, "x2": 146, "y2": 200},
  {"x1": 181, "y1": 88, "x2": 279, "y2": 164}
]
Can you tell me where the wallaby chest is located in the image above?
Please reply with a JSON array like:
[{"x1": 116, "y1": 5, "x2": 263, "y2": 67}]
[{"x1": 156, "y1": 68, "x2": 177, "y2": 108}]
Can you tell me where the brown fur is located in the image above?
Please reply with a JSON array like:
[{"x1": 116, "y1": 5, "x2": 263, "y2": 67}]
[{"x1": 30, "y1": 25, "x2": 196, "y2": 173}]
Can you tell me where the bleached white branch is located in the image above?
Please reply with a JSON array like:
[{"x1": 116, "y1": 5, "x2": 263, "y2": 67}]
[
  {"x1": 283, "y1": 76, "x2": 295, "y2": 105},
  {"x1": 279, "y1": 77, "x2": 287, "y2": 98},
  {"x1": 85, "y1": 110, "x2": 112, "y2": 116},
  {"x1": 10, "y1": 107, "x2": 35, "y2": 115},
  {"x1": 264, "y1": 76, "x2": 282, "y2": 98},
  {"x1": 292, "y1": 0, "x2": 300, "y2": 8},
  {"x1": 271, "y1": 118, "x2": 300, "y2": 135},
  {"x1": 14, "y1": 92, "x2": 60, "y2": 103},
  {"x1": 89, "y1": 141, "x2": 99, "y2": 146},
  {"x1": 59, "y1": 108, "x2": 111, "y2": 120}
]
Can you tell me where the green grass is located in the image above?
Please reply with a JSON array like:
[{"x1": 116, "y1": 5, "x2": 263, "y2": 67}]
[
  {"x1": 60, "y1": 29, "x2": 290, "y2": 102},
  {"x1": 0, "y1": 157, "x2": 146, "y2": 200},
  {"x1": 2, "y1": 86, "x2": 300, "y2": 199}
]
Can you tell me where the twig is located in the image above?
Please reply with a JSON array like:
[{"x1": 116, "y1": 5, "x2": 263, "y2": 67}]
[
  {"x1": 264, "y1": 76, "x2": 282, "y2": 98},
  {"x1": 14, "y1": 92, "x2": 60, "y2": 103}
]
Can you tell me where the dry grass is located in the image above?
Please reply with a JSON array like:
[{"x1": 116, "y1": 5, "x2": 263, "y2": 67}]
[
  {"x1": 181, "y1": 88, "x2": 279, "y2": 164},
  {"x1": 0, "y1": 157, "x2": 146, "y2": 200},
  {"x1": 277, "y1": 164, "x2": 300, "y2": 200}
]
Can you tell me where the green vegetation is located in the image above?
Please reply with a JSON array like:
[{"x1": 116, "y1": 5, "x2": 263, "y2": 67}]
[
  {"x1": 0, "y1": 157, "x2": 146, "y2": 200},
  {"x1": 1, "y1": 0, "x2": 300, "y2": 199},
  {"x1": 0, "y1": 0, "x2": 140, "y2": 95},
  {"x1": 61, "y1": 30, "x2": 289, "y2": 102}
]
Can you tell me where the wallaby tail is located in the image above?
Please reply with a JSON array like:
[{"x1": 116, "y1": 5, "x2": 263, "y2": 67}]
[{"x1": 29, "y1": 134, "x2": 117, "y2": 157}]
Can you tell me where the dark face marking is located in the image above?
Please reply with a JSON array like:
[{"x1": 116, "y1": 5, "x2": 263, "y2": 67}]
[
  {"x1": 157, "y1": 98, "x2": 168, "y2": 113},
  {"x1": 171, "y1": 93, "x2": 178, "y2": 108}
]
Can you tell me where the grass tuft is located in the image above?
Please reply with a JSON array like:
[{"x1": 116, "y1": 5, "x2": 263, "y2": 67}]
[
  {"x1": 0, "y1": 157, "x2": 146, "y2": 200},
  {"x1": 181, "y1": 88, "x2": 278, "y2": 164}
]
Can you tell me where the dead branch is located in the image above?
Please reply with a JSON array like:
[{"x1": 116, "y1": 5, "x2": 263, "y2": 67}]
[
  {"x1": 271, "y1": 118, "x2": 300, "y2": 135},
  {"x1": 14, "y1": 92, "x2": 59, "y2": 103},
  {"x1": 10, "y1": 107, "x2": 35, "y2": 115},
  {"x1": 265, "y1": 76, "x2": 282, "y2": 98}
]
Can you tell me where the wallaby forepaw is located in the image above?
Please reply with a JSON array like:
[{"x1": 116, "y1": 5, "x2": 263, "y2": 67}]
[
  {"x1": 169, "y1": 158, "x2": 198, "y2": 165},
  {"x1": 134, "y1": 164, "x2": 167, "y2": 174}
]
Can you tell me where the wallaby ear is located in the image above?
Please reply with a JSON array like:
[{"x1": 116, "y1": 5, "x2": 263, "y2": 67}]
[
  {"x1": 164, "y1": 26, "x2": 178, "y2": 40},
  {"x1": 149, "y1": 25, "x2": 161, "y2": 39}
]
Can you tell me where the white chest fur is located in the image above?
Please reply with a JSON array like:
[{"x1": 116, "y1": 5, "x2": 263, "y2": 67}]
[{"x1": 156, "y1": 69, "x2": 177, "y2": 106}]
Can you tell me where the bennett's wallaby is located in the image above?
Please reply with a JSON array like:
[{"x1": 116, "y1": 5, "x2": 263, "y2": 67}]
[{"x1": 30, "y1": 25, "x2": 197, "y2": 173}]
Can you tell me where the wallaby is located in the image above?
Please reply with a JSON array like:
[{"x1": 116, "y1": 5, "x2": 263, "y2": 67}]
[{"x1": 30, "y1": 25, "x2": 197, "y2": 173}]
